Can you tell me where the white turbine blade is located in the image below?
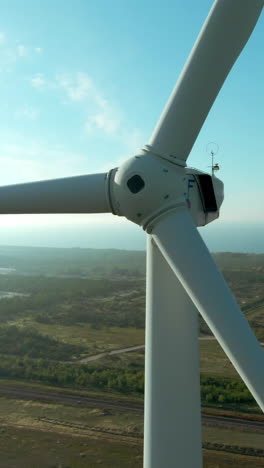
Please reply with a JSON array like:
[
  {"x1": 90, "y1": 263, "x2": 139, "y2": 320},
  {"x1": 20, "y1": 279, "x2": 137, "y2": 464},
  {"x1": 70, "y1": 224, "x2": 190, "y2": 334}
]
[
  {"x1": 0, "y1": 173, "x2": 111, "y2": 214},
  {"x1": 147, "y1": 0, "x2": 263, "y2": 163},
  {"x1": 144, "y1": 236, "x2": 202, "y2": 468},
  {"x1": 151, "y1": 208, "x2": 264, "y2": 411}
]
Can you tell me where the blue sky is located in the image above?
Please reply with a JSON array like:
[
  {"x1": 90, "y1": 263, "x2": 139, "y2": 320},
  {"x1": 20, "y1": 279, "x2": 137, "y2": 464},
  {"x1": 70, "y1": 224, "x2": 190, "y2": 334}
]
[{"x1": 0, "y1": 0, "x2": 263, "y2": 251}]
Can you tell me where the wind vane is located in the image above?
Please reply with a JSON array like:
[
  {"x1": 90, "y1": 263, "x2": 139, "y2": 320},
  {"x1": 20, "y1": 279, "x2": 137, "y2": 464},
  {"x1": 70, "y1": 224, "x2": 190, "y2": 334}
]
[{"x1": 207, "y1": 142, "x2": 220, "y2": 176}]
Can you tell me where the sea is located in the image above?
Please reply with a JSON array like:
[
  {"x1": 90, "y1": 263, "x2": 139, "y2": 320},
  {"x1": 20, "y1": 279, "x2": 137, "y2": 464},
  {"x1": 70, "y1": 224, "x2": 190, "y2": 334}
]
[{"x1": 0, "y1": 221, "x2": 262, "y2": 253}]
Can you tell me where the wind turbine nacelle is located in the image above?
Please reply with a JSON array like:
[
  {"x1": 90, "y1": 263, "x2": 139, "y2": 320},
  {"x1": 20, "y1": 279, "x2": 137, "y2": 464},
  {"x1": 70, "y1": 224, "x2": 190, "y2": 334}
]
[
  {"x1": 184, "y1": 168, "x2": 224, "y2": 227},
  {"x1": 109, "y1": 152, "x2": 224, "y2": 230}
]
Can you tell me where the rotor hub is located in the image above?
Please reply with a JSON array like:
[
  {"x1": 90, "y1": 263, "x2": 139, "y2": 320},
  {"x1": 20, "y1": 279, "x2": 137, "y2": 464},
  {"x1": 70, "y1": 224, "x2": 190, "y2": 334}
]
[{"x1": 108, "y1": 151, "x2": 187, "y2": 232}]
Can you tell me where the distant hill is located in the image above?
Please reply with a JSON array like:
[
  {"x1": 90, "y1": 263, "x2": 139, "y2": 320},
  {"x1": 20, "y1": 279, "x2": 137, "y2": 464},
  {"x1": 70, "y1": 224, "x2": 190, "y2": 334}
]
[
  {"x1": 0, "y1": 245, "x2": 263, "y2": 279},
  {"x1": 0, "y1": 245, "x2": 146, "y2": 278},
  {"x1": 213, "y1": 252, "x2": 264, "y2": 271},
  {"x1": 0, "y1": 245, "x2": 262, "y2": 340}
]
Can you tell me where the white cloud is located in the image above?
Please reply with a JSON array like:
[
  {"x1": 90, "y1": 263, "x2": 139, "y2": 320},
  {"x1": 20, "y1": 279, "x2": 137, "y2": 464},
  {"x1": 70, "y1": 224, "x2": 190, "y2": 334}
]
[
  {"x1": 57, "y1": 72, "x2": 93, "y2": 101},
  {"x1": 34, "y1": 47, "x2": 43, "y2": 54},
  {"x1": 87, "y1": 113, "x2": 120, "y2": 134},
  {"x1": 30, "y1": 73, "x2": 48, "y2": 89},
  {"x1": 28, "y1": 71, "x2": 139, "y2": 139},
  {"x1": 56, "y1": 72, "x2": 122, "y2": 136},
  {"x1": 0, "y1": 36, "x2": 17, "y2": 69},
  {"x1": 0, "y1": 34, "x2": 42, "y2": 71},
  {"x1": 85, "y1": 103, "x2": 121, "y2": 135},
  {"x1": 17, "y1": 44, "x2": 28, "y2": 57},
  {"x1": 123, "y1": 128, "x2": 145, "y2": 154},
  {"x1": 14, "y1": 107, "x2": 39, "y2": 120},
  {"x1": 28, "y1": 71, "x2": 144, "y2": 149},
  {"x1": 0, "y1": 32, "x2": 6, "y2": 45}
]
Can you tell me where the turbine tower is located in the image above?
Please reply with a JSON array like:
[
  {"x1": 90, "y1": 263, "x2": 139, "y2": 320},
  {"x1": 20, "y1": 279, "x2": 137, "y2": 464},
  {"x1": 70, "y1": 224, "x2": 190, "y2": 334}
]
[{"x1": 0, "y1": 1, "x2": 263, "y2": 467}]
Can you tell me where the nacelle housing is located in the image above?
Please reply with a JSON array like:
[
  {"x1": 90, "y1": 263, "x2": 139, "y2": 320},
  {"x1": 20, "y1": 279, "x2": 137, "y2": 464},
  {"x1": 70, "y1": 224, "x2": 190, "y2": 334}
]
[{"x1": 108, "y1": 152, "x2": 224, "y2": 230}]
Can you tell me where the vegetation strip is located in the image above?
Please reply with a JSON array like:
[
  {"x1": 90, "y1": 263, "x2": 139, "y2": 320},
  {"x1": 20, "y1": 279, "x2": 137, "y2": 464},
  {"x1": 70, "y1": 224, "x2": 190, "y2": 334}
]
[
  {"x1": 0, "y1": 421, "x2": 263, "y2": 460},
  {"x1": 37, "y1": 418, "x2": 264, "y2": 458},
  {"x1": 39, "y1": 416, "x2": 142, "y2": 439},
  {"x1": 203, "y1": 413, "x2": 264, "y2": 429},
  {"x1": 0, "y1": 353, "x2": 258, "y2": 406},
  {"x1": 203, "y1": 442, "x2": 264, "y2": 458}
]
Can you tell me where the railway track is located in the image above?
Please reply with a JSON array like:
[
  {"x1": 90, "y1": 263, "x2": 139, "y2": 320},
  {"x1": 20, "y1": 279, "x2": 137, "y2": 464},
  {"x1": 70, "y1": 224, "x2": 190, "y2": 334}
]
[{"x1": 0, "y1": 384, "x2": 263, "y2": 431}]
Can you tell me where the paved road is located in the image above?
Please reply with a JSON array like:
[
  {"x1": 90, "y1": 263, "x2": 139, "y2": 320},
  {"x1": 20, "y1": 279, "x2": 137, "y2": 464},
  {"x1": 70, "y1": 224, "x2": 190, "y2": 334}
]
[{"x1": 0, "y1": 384, "x2": 263, "y2": 432}]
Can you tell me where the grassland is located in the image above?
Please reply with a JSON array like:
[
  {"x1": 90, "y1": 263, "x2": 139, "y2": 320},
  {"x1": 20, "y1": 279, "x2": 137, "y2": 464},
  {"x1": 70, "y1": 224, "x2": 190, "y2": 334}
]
[
  {"x1": 0, "y1": 423, "x2": 263, "y2": 468},
  {"x1": 0, "y1": 394, "x2": 263, "y2": 467},
  {"x1": 0, "y1": 247, "x2": 263, "y2": 466},
  {"x1": 92, "y1": 338, "x2": 244, "y2": 379},
  {"x1": 202, "y1": 425, "x2": 264, "y2": 450},
  {"x1": 0, "y1": 425, "x2": 143, "y2": 468},
  {"x1": 200, "y1": 339, "x2": 240, "y2": 379},
  {"x1": 27, "y1": 321, "x2": 145, "y2": 356},
  {"x1": 1, "y1": 395, "x2": 263, "y2": 449},
  {"x1": 203, "y1": 450, "x2": 264, "y2": 468},
  {"x1": 0, "y1": 396, "x2": 144, "y2": 436}
]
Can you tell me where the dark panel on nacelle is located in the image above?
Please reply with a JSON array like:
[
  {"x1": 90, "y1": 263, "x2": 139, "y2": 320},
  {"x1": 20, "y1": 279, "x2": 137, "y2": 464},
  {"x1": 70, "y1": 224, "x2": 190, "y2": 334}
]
[
  {"x1": 184, "y1": 168, "x2": 223, "y2": 226},
  {"x1": 197, "y1": 174, "x2": 218, "y2": 213}
]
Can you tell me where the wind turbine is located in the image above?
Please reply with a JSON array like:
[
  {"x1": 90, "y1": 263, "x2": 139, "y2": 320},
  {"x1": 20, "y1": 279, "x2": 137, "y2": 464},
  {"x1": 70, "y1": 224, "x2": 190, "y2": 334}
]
[{"x1": 0, "y1": 0, "x2": 263, "y2": 466}]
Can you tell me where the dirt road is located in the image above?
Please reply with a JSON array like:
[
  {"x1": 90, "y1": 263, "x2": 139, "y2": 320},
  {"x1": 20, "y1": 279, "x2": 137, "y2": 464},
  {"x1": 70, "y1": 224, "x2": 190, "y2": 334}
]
[{"x1": 71, "y1": 337, "x2": 217, "y2": 364}]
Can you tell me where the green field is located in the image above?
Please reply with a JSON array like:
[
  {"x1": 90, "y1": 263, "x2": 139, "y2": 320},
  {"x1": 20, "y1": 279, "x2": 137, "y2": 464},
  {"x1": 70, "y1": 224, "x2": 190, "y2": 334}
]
[
  {"x1": 28, "y1": 322, "x2": 145, "y2": 356},
  {"x1": 200, "y1": 339, "x2": 239, "y2": 379},
  {"x1": 0, "y1": 396, "x2": 144, "y2": 437},
  {"x1": 0, "y1": 425, "x2": 143, "y2": 468},
  {"x1": 0, "y1": 394, "x2": 263, "y2": 467},
  {"x1": 203, "y1": 450, "x2": 264, "y2": 468},
  {"x1": 203, "y1": 425, "x2": 264, "y2": 450},
  {"x1": 0, "y1": 247, "x2": 263, "y2": 466},
  {"x1": 0, "y1": 424, "x2": 263, "y2": 468}
]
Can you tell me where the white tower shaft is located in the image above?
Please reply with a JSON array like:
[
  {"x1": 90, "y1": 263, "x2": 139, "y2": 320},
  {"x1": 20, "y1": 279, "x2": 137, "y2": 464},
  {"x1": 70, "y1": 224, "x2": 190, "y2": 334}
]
[{"x1": 144, "y1": 236, "x2": 202, "y2": 468}]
